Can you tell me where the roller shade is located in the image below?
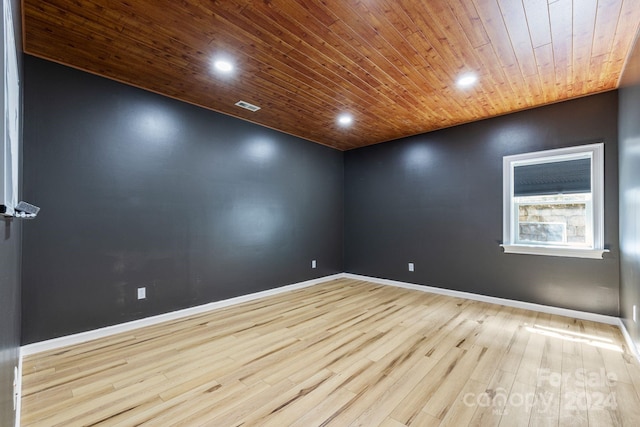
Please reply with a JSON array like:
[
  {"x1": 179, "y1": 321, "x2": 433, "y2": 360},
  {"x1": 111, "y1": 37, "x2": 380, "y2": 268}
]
[{"x1": 514, "y1": 158, "x2": 591, "y2": 196}]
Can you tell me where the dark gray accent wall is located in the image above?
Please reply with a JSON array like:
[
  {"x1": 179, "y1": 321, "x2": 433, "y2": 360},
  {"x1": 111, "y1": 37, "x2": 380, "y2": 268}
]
[
  {"x1": 0, "y1": 0, "x2": 21, "y2": 426},
  {"x1": 0, "y1": 221, "x2": 20, "y2": 426},
  {"x1": 22, "y1": 56, "x2": 343, "y2": 344},
  {"x1": 0, "y1": 218, "x2": 20, "y2": 426},
  {"x1": 619, "y1": 35, "x2": 640, "y2": 345},
  {"x1": 345, "y1": 92, "x2": 620, "y2": 315}
]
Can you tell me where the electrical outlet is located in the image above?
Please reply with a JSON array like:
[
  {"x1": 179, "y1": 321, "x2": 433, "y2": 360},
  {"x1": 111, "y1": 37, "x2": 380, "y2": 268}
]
[
  {"x1": 634, "y1": 305, "x2": 637, "y2": 323},
  {"x1": 311, "y1": 260, "x2": 317, "y2": 269},
  {"x1": 137, "y1": 287, "x2": 146, "y2": 300},
  {"x1": 408, "y1": 262, "x2": 414, "y2": 272}
]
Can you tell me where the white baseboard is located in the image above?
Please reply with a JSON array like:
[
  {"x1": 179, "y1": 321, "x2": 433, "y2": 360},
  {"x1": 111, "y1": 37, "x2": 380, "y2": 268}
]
[
  {"x1": 617, "y1": 318, "x2": 640, "y2": 363},
  {"x1": 342, "y1": 273, "x2": 620, "y2": 325},
  {"x1": 21, "y1": 272, "x2": 627, "y2": 358},
  {"x1": 21, "y1": 273, "x2": 344, "y2": 356}
]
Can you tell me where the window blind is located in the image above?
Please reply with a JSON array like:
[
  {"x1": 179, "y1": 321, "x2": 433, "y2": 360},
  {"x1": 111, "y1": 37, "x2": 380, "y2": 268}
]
[{"x1": 514, "y1": 158, "x2": 591, "y2": 196}]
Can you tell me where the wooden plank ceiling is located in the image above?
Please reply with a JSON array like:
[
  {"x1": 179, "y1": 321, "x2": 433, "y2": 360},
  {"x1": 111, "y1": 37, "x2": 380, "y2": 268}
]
[{"x1": 22, "y1": 0, "x2": 640, "y2": 151}]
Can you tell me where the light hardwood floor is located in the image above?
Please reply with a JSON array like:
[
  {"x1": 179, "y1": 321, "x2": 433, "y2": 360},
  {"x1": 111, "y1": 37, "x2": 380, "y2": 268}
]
[{"x1": 21, "y1": 278, "x2": 640, "y2": 426}]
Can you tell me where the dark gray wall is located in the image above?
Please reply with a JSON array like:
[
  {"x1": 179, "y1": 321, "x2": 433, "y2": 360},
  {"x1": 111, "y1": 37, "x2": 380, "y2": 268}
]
[
  {"x1": 0, "y1": 219, "x2": 20, "y2": 426},
  {"x1": 619, "y1": 35, "x2": 640, "y2": 344},
  {"x1": 345, "y1": 92, "x2": 620, "y2": 315},
  {"x1": 0, "y1": 0, "x2": 21, "y2": 425},
  {"x1": 22, "y1": 56, "x2": 344, "y2": 344},
  {"x1": 0, "y1": 223, "x2": 20, "y2": 426},
  {"x1": 0, "y1": 216, "x2": 20, "y2": 427}
]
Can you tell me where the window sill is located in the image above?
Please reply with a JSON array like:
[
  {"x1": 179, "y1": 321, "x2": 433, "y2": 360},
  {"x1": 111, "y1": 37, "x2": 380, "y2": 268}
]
[{"x1": 500, "y1": 244, "x2": 609, "y2": 259}]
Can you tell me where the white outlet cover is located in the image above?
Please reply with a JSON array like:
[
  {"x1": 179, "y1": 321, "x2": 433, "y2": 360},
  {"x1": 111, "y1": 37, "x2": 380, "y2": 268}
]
[
  {"x1": 408, "y1": 262, "x2": 414, "y2": 272},
  {"x1": 137, "y1": 287, "x2": 146, "y2": 299},
  {"x1": 312, "y1": 260, "x2": 317, "y2": 268}
]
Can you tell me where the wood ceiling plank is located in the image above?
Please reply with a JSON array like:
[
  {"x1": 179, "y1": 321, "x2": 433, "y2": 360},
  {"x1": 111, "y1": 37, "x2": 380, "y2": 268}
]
[
  {"x1": 21, "y1": 0, "x2": 640, "y2": 150},
  {"x1": 376, "y1": 7, "x2": 452, "y2": 88},
  {"x1": 206, "y1": 7, "x2": 422, "y2": 135},
  {"x1": 320, "y1": 2, "x2": 464, "y2": 132},
  {"x1": 534, "y1": 43, "x2": 557, "y2": 103},
  {"x1": 572, "y1": 0, "x2": 598, "y2": 95},
  {"x1": 472, "y1": 0, "x2": 530, "y2": 105},
  {"x1": 409, "y1": 0, "x2": 511, "y2": 116},
  {"x1": 587, "y1": 54, "x2": 613, "y2": 92},
  {"x1": 264, "y1": 0, "x2": 430, "y2": 115},
  {"x1": 344, "y1": 2, "x2": 440, "y2": 90},
  {"x1": 523, "y1": 0, "x2": 552, "y2": 49},
  {"x1": 447, "y1": 0, "x2": 491, "y2": 49},
  {"x1": 473, "y1": 43, "x2": 512, "y2": 111},
  {"x1": 549, "y1": 0, "x2": 574, "y2": 99},
  {"x1": 46, "y1": 0, "x2": 221, "y2": 70},
  {"x1": 30, "y1": 1, "x2": 222, "y2": 82},
  {"x1": 42, "y1": 0, "x2": 127, "y2": 32},
  {"x1": 522, "y1": 74, "x2": 546, "y2": 106},
  {"x1": 373, "y1": 0, "x2": 525, "y2": 123},
  {"x1": 341, "y1": 0, "x2": 480, "y2": 122},
  {"x1": 592, "y1": 0, "x2": 624, "y2": 58},
  {"x1": 208, "y1": 23, "x2": 356, "y2": 107},
  {"x1": 235, "y1": 4, "x2": 424, "y2": 121},
  {"x1": 399, "y1": 1, "x2": 474, "y2": 72},
  {"x1": 321, "y1": 1, "x2": 446, "y2": 116},
  {"x1": 497, "y1": 0, "x2": 539, "y2": 78}
]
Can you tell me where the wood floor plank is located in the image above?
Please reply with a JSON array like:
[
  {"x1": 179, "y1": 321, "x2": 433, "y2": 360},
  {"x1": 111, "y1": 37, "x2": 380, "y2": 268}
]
[
  {"x1": 437, "y1": 378, "x2": 487, "y2": 427},
  {"x1": 133, "y1": 379, "x2": 249, "y2": 426},
  {"x1": 468, "y1": 368, "x2": 516, "y2": 427},
  {"x1": 497, "y1": 379, "x2": 535, "y2": 427},
  {"x1": 422, "y1": 345, "x2": 489, "y2": 420},
  {"x1": 389, "y1": 347, "x2": 467, "y2": 424},
  {"x1": 263, "y1": 358, "x2": 371, "y2": 427},
  {"x1": 232, "y1": 369, "x2": 335, "y2": 426},
  {"x1": 610, "y1": 381, "x2": 640, "y2": 425},
  {"x1": 289, "y1": 386, "x2": 357, "y2": 427},
  {"x1": 344, "y1": 353, "x2": 436, "y2": 426},
  {"x1": 20, "y1": 278, "x2": 640, "y2": 426},
  {"x1": 559, "y1": 340, "x2": 589, "y2": 426}
]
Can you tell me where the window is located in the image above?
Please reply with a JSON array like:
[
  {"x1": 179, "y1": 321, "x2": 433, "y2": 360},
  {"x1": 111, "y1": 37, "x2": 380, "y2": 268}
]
[{"x1": 502, "y1": 143, "x2": 606, "y2": 259}]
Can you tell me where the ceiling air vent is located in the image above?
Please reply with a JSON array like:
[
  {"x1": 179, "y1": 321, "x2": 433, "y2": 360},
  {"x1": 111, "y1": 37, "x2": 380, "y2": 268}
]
[{"x1": 235, "y1": 100, "x2": 261, "y2": 112}]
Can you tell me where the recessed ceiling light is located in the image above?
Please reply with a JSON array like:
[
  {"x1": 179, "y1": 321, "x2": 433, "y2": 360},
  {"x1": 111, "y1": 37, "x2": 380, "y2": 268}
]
[
  {"x1": 457, "y1": 73, "x2": 478, "y2": 88},
  {"x1": 338, "y1": 113, "x2": 353, "y2": 126},
  {"x1": 213, "y1": 59, "x2": 234, "y2": 74}
]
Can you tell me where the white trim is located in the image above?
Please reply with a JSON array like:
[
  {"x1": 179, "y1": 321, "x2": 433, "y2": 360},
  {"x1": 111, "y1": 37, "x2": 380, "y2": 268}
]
[
  {"x1": 342, "y1": 273, "x2": 619, "y2": 325},
  {"x1": 14, "y1": 348, "x2": 21, "y2": 427},
  {"x1": 617, "y1": 319, "x2": 640, "y2": 364},
  {"x1": 502, "y1": 143, "x2": 605, "y2": 258},
  {"x1": 501, "y1": 244, "x2": 609, "y2": 259},
  {"x1": 21, "y1": 273, "x2": 343, "y2": 356},
  {"x1": 21, "y1": 272, "x2": 625, "y2": 358}
]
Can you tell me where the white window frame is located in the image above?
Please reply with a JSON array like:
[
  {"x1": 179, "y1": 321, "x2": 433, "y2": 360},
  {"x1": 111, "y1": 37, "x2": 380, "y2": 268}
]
[{"x1": 501, "y1": 143, "x2": 607, "y2": 259}]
